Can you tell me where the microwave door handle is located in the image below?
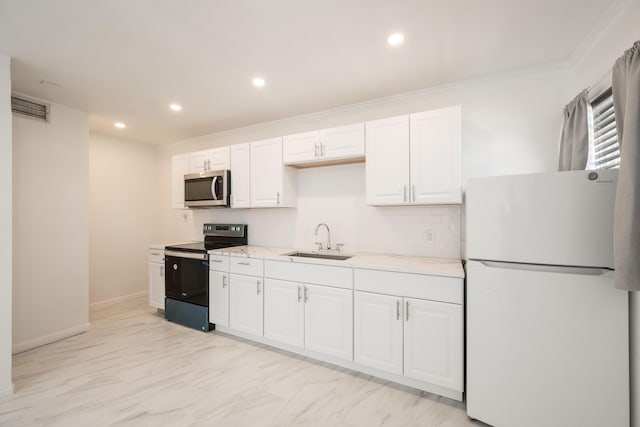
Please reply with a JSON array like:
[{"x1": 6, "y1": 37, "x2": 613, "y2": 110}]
[{"x1": 211, "y1": 176, "x2": 218, "y2": 200}]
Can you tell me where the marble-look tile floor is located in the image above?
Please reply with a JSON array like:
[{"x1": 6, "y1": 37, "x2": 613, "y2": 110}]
[{"x1": 1, "y1": 294, "x2": 484, "y2": 427}]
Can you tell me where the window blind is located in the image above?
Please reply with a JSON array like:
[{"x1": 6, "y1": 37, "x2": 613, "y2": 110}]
[{"x1": 591, "y1": 89, "x2": 620, "y2": 169}]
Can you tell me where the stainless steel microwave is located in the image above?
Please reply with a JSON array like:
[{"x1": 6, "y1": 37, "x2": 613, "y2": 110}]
[{"x1": 184, "y1": 170, "x2": 230, "y2": 207}]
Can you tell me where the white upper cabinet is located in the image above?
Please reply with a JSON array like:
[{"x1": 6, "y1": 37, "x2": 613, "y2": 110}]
[
  {"x1": 320, "y1": 123, "x2": 365, "y2": 160},
  {"x1": 365, "y1": 106, "x2": 462, "y2": 206},
  {"x1": 250, "y1": 137, "x2": 296, "y2": 208},
  {"x1": 230, "y1": 143, "x2": 251, "y2": 208},
  {"x1": 171, "y1": 153, "x2": 189, "y2": 209},
  {"x1": 410, "y1": 108, "x2": 461, "y2": 204},
  {"x1": 365, "y1": 115, "x2": 410, "y2": 205},
  {"x1": 188, "y1": 147, "x2": 230, "y2": 173},
  {"x1": 283, "y1": 130, "x2": 320, "y2": 164},
  {"x1": 283, "y1": 123, "x2": 365, "y2": 167}
]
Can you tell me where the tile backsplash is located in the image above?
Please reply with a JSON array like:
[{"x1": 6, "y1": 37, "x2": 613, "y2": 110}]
[{"x1": 189, "y1": 163, "x2": 461, "y2": 259}]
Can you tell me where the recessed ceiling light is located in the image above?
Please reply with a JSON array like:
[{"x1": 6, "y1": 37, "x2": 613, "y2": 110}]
[
  {"x1": 252, "y1": 77, "x2": 266, "y2": 88},
  {"x1": 169, "y1": 103, "x2": 182, "y2": 112},
  {"x1": 387, "y1": 32, "x2": 404, "y2": 46},
  {"x1": 114, "y1": 122, "x2": 126, "y2": 129}
]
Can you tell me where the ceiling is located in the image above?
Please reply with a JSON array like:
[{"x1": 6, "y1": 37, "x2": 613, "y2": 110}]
[{"x1": 0, "y1": 0, "x2": 619, "y2": 144}]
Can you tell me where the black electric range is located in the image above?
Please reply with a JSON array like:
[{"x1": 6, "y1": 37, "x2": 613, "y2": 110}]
[{"x1": 164, "y1": 223, "x2": 247, "y2": 331}]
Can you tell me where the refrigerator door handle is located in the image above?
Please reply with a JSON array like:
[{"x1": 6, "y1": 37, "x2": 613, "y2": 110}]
[{"x1": 476, "y1": 260, "x2": 613, "y2": 276}]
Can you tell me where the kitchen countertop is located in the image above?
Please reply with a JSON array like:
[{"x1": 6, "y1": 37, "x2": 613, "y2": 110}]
[{"x1": 209, "y1": 245, "x2": 464, "y2": 279}]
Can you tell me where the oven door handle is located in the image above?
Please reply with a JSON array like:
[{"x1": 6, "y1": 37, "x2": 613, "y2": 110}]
[{"x1": 164, "y1": 250, "x2": 208, "y2": 260}]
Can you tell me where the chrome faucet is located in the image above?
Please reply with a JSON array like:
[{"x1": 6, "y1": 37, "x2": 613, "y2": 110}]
[{"x1": 314, "y1": 223, "x2": 331, "y2": 251}]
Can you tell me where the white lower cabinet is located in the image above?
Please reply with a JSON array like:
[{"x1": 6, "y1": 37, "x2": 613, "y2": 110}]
[
  {"x1": 304, "y1": 284, "x2": 353, "y2": 361},
  {"x1": 264, "y1": 279, "x2": 304, "y2": 348},
  {"x1": 263, "y1": 279, "x2": 353, "y2": 361},
  {"x1": 148, "y1": 247, "x2": 165, "y2": 309},
  {"x1": 209, "y1": 270, "x2": 229, "y2": 327},
  {"x1": 229, "y1": 273, "x2": 264, "y2": 337},
  {"x1": 403, "y1": 297, "x2": 463, "y2": 389},
  {"x1": 354, "y1": 292, "x2": 403, "y2": 375},
  {"x1": 354, "y1": 290, "x2": 463, "y2": 392}
]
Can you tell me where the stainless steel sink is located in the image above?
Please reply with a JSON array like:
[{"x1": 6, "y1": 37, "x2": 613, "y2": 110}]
[{"x1": 283, "y1": 251, "x2": 353, "y2": 261}]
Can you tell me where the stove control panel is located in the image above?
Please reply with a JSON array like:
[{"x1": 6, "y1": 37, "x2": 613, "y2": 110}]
[{"x1": 203, "y1": 223, "x2": 247, "y2": 237}]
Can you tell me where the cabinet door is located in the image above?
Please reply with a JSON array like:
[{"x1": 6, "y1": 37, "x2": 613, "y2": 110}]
[
  {"x1": 210, "y1": 146, "x2": 231, "y2": 170},
  {"x1": 209, "y1": 271, "x2": 229, "y2": 327},
  {"x1": 188, "y1": 149, "x2": 210, "y2": 173},
  {"x1": 320, "y1": 123, "x2": 365, "y2": 160},
  {"x1": 354, "y1": 291, "x2": 403, "y2": 375},
  {"x1": 149, "y1": 262, "x2": 165, "y2": 309},
  {"x1": 409, "y1": 107, "x2": 461, "y2": 204},
  {"x1": 264, "y1": 279, "x2": 304, "y2": 348},
  {"x1": 230, "y1": 143, "x2": 251, "y2": 208},
  {"x1": 304, "y1": 284, "x2": 353, "y2": 361},
  {"x1": 404, "y1": 297, "x2": 463, "y2": 391},
  {"x1": 229, "y1": 274, "x2": 264, "y2": 337},
  {"x1": 365, "y1": 115, "x2": 410, "y2": 205},
  {"x1": 283, "y1": 130, "x2": 320, "y2": 164},
  {"x1": 250, "y1": 137, "x2": 283, "y2": 207},
  {"x1": 171, "y1": 154, "x2": 189, "y2": 209}
]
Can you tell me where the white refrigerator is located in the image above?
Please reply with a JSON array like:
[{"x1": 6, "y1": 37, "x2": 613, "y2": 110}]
[{"x1": 466, "y1": 169, "x2": 629, "y2": 427}]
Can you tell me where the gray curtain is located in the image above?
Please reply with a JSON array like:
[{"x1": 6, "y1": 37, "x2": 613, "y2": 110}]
[
  {"x1": 612, "y1": 40, "x2": 640, "y2": 291},
  {"x1": 558, "y1": 89, "x2": 590, "y2": 171}
]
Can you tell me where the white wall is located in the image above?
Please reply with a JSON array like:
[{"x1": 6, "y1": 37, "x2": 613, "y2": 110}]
[
  {"x1": 157, "y1": 65, "x2": 572, "y2": 258},
  {"x1": 12, "y1": 99, "x2": 90, "y2": 353},
  {"x1": 89, "y1": 133, "x2": 159, "y2": 303},
  {"x1": 0, "y1": 53, "x2": 13, "y2": 396},
  {"x1": 568, "y1": 2, "x2": 640, "y2": 425}
]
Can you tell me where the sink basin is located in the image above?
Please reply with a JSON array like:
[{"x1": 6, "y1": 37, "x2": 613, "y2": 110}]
[{"x1": 283, "y1": 251, "x2": 353, "y2": 261}]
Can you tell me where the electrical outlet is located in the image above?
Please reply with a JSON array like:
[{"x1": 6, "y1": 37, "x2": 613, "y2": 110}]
[{"x1": 425, "y1": 229, "x2": 435, "y2": 243}]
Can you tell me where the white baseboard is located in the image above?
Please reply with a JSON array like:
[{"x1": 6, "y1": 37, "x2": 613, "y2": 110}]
[
  {"x1": 12, "y1": 323, "x2": 91, "y2": 355},
  {"x1": 0, "y1": 383, "x2": 15, "y2": 400},
  {"x1": 90, "y1": 290, "x2": 148, "y2": 309}
]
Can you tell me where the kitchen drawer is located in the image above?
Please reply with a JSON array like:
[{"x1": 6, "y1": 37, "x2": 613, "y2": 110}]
[
  {"x1": 230, "y1": 256, "x2": 264, "y2": 277},
  {"x1": 209, "y1": 254, "x2": 229, "y2": 272},
  {"x1": 265, "y1": 260, "x2": 352, "y2": 290},
  {"x1": 148, "y1": 249, "x2": 164, "y2": 264},
  {"x1": 354, "y1": 268, "x2": 462, "y2": 304}
]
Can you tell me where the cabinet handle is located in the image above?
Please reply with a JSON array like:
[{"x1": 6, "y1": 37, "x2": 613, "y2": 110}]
[
  {"x1": 257, "y1": 280, "x2": 261, "y2": 295},
  {"x1": 303, "y1": 286, "x2": 308, "y2": 303},
  {"x1": 222, "y1": 275, "x2": 227, "y2": 288},
  {"x1": 320, "y1": 143, "x2": 325, "y2": 157},
  {"x1": 412, "y1": 185, "x2": 416, "y2": 202},
  {"x1": 211, "y1": 259, "x2": 223, "y2": 263},
  {"x1": 238, "y1": 262, "x2": 250, "y2": 266},
  {"x1": 297, "y1": 286, "x2": 302, "y2": 302},
  {"x1": 276, "y1": 192, "x2": 281, "y2": 205},
  {"x1": 151, "y1": 252, "x2": 160, "y2": 256},
  {"x1": 396, "y1": 300, "x2": 400, "y2": 320},
  {"x1": 403, "y1": 185, "x2": 407, "y2": 202},
  {"x1": 406, "y1": 301, "x2": 409, "y2": 321},
  {"x1": 314, "y1": 143, "x2": 319, "y2": 158},
  {"x1": 160, "y1": 266, "x2": 164, "y2": 277}
]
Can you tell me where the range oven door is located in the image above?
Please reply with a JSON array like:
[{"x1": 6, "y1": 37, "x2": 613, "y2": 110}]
[
  {"x1": 164, "y1": 250, "x2": 209, "y2": 307},
  {"x1": 184, "y1": 170, "x2": 230, "y2": 207}
]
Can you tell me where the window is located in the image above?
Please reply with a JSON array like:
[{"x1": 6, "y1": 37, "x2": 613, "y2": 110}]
[{"x1": 588, "y1": 88, "x2": 620, "y2": 169}]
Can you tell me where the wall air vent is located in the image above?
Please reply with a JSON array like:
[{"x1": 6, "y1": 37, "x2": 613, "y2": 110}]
[{"x1": 11, "y1": 96, "x2": 49, "y2": 122}]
